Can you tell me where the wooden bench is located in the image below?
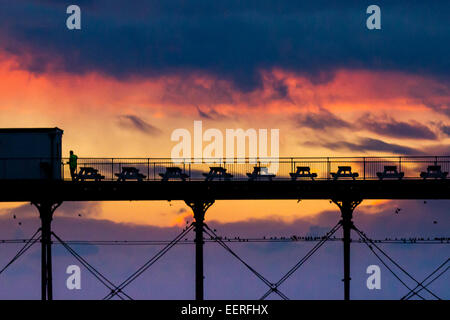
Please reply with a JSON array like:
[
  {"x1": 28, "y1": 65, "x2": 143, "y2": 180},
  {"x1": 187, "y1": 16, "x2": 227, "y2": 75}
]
[
  {"x1": 203, "y1": 167, "x2": 233, "y2": 181},
  {"x1": 290, "y1": 166, "x2": 317, "y2": 180},
  {"x1": 115, "y1": 167, "x2": 146, "y2": 181},
  {"x1": 376, "y1": 166, "x2": 404, "y2": 180},
  {"x1": 330, "y1": 166, "x2": 358, "y2": 180},
  {"x1": 76, "y1": 167, "x2": 105, "y2": 181},
  {"x1": 159, "y1": 167, "x2": 189, "y2": 181},
  {"x1": 247, "y1": 167, "x2": 276, "y2": 181},
  {"x1": 420, "y1": 165, "x2": 448, "y2": 180}
]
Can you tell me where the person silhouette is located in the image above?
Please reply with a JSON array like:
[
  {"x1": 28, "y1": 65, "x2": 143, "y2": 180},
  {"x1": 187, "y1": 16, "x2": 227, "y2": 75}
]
[{"x1": 67, "y1": 150, "x2": 78, "y2": 181}]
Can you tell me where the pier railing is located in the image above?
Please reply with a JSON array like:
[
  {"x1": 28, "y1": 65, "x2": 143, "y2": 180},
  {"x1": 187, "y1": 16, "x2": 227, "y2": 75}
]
[{"x1": 1, "y1": 156, "x2": 447, "y2": 181}]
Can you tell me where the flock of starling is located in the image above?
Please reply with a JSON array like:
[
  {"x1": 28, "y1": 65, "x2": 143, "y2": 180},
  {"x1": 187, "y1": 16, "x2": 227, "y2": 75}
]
[
  {"x1": 10, "y1": 200, "x2": 439, "y2": 228},
  {"x1": 12, "y1": 214, "x2": 21, "y2": 226},
  {"x1": 11, "y1": 212, "x2": 83, "y2": 227},
  {"x1": 394, "y1": 201, "x2": 437, "y2": 224}
]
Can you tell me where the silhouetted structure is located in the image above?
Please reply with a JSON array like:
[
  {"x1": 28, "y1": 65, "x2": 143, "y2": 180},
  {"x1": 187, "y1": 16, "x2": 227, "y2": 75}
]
[{"x1": 1, "y1": 154, "x2": 450, "y2": 300}]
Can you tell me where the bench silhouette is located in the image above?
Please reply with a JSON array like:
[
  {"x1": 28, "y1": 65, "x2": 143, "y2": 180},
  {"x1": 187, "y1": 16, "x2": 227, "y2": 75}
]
[
  {"x1": 76, "y1": 167, "x2": 105, "y2": 181},
  {"x1": 376, "y1": 166, "x2": 404, "y2": 180},
  {"x1": 331, "y1": 166, "x2": 358, "y2": 180},
  {"x1": 115, "y1": 167, "x2": 146, "y2": 181},
  {"x1": 290, "y1": 166, "x2": 317, "y2": 180},
  {"x1": 247, "y1": 167, "x2": 276, "y2": 181},
  {"x1": 203, "y1": 167, "x2": 233, "y2": 181},
  {"x1": 420, "y1": 165, "x2": 448, "y2": 180},
  {"x1": 159, "y1": 167, "x2": 189, "y2": 181}
]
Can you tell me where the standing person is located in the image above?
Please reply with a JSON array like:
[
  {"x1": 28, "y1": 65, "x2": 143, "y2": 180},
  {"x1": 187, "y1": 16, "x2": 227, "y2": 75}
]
[{"x1": 67, "y1": 150, "x2": 78, "y2": 181}]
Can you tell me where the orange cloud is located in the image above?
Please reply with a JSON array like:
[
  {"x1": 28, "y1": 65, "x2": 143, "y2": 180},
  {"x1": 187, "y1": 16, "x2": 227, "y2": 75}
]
[{"x1": 1, "y1": 53, "x2": 449, "y2": 227}]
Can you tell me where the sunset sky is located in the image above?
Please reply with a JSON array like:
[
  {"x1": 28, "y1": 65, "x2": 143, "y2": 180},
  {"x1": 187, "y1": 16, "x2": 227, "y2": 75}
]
[{"x1": 0, "y1": 0, "x2": 448, "y2": 299}]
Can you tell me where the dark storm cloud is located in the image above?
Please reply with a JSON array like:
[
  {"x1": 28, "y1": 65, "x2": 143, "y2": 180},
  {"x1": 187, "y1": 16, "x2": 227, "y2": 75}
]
[
  {"x1": 197, "y1": 106, "x2": 213, "y2": 119},
  {"x1": 0, "y1": 0, "x2": 449, "y2": 91},
  {"x1": 295, "y1": 109, "x2": 351, "y2": 130},
  {"x1": 358, "y1": 116, "x2": 437, "y2": 140},
  {"x1": 406, "y1": 85, "x2": 450, "y2": 117},
  {"x1": 311, "y1": 137, "x2": 422, "y2": 155},
  {"x1": 295, "y1": 110, "x2": 438, "y2": 140},
  {"x1": 356, "y1": 138, "x2": 422, "y2": 155},
  {"x1": 196, "y1": 106, "x2": 229, "y2": 120},
  {"x1": 440, "y1": 125, "x2": 450, "y2": 136},
  {"x1": 117, "y1": 115, "x2": 162, "y2": 135},
  {"x1": 270, "y1": 79, "x2": 290, "y2": 101}
]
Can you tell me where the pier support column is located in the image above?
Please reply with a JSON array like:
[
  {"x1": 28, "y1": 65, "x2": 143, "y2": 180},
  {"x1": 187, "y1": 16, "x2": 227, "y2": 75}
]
[
  {"x1": 332, "y1": 199, "x2": 362, "y2": 301},
  {"x1": 185, "y1": 200, "x2": 215, "y2": 301},
  {"x1": 32, "y1": 201, "x2": 62, "y2": 301}
]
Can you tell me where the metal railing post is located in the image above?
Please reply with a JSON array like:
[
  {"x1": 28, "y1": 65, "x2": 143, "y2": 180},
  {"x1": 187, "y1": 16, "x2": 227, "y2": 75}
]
[
  {"x1": 327, "y1": 157, "x2": 330, "y2": 180},
  {"x1": 363, "y1": 157, "x2": 366, "y2": 180}
]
